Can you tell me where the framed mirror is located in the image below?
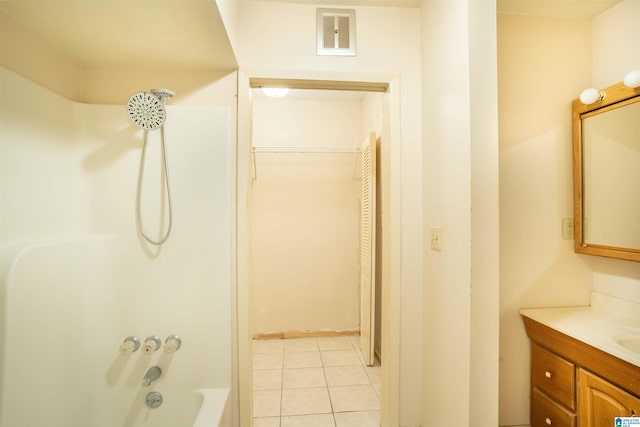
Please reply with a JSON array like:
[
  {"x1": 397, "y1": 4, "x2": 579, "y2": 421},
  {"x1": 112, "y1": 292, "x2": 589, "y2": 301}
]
[{"x1": 573, "y1": 82, "x2": 640, "y2": 261}]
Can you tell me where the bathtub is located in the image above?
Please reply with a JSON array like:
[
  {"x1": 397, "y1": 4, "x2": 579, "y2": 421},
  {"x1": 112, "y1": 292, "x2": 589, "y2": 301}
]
[
  {"x1": 0, "y1": 237, "x2": 233, "y2": 427},
  {"x1": 194, "y1": 388, "x2": 232, "y2": 427}
]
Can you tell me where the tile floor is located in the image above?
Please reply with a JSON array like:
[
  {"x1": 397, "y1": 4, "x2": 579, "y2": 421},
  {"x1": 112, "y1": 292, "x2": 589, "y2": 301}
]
[{"x1": 252, "y1": 336, "x2": 381, "y2": 427}]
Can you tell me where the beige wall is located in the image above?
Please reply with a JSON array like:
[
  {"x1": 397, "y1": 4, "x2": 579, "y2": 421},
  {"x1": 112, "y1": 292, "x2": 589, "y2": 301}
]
[
  {"x1": 421, "y1": 0, "x2": 500, "y2": 425},
  {"x1": 0, "y1": 12, "x2": 84, "y2": 101},
  {"x1": 497, "y1": 14, "x2": 594, "y2": 426},
  {"x1": 249, "y1": 95, "x2": 365, "y2": 334}
]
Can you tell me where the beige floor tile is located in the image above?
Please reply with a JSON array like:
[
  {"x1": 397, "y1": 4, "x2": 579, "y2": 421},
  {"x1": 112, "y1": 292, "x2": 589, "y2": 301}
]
[
  {"x1": 253, "y1": 417, "x2": 281, "y2": 427},
  {"x1": 281, "y1": 387, "x2": 332, "y2": 416},
  {"x1": 253, "y1": 389, "x2": 281, "y2": 417},
  {"x1": 283, "y1": 367, "x2": 326, "y2": 388},
  {"x1": 253, "y1": 369, "x2": 282, "y2": 390},
  {"x1": 329, "y1": 385, "x2": 380, "y2": 413},
  {"x1": 284, "y1": 351, "x2": 322, "y2": 368},
  {"x1": 253, "y1": 339, "x2": 284, "y2": 354},
  {"x1": 317, "y1": 336, "x2": 355, "y2": 351},
  {"x1": 334, "y1": 410, "x2": 380, "y2": 427},
  {"x1": 281, "y1": 413, "x2": 336, "y2": 427},
  {"x1": 364, "y1": 365, "x2": 381, "y2": 384},
  {"x1": 321, "y1": 350, "x2": 361, "y2": 367},
  {"x1": 324, "y1": 366, "x2": 370, "y2": 386},
  {"x1": 284, "y1": 337, "x2": 319, "y2": 352},
  {"x1": 253, "y1": 353, "x2": 283, "y2": 370}
]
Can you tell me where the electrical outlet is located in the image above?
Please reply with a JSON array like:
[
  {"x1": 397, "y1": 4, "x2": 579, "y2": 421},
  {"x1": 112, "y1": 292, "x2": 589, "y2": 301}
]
[
  {"x1": 430, "y1": 226, "x2": 442, "y2": 251},
  {"x1": 562, "y1": 218, "x2": 574, "y2": 240}
]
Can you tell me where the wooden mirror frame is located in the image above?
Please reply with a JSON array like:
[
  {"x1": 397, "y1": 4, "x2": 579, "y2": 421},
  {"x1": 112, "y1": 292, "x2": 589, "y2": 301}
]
[{"x1": 573, "y1": 82, "x2": 640, "y2": 262}]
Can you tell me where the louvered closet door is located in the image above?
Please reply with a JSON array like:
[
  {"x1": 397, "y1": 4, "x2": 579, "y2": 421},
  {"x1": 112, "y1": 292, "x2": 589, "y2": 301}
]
[{"x1": 360, "y1": 132, "x2": 377, "y2": 366}]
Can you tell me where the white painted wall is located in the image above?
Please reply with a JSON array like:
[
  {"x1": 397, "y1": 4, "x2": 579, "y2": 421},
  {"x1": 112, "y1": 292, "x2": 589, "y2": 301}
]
[
  {"x1": 497, "y1": 14, "x2": 594, "y2": 425},
  {"x1": 235, "y1": 3, "x2": 423, "y2": 425},
  {"x1": 590, "y1": 0, "x2": 640, "y2": 304},
  {"x1": 420, "y1": 0, "x2": 499, "y2": 425},
  {"x1": 249, "y1": 95, "x2": 363, "y2": 334}
]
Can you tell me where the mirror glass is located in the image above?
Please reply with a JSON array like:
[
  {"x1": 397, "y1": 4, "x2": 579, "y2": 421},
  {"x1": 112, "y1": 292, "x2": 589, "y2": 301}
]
[
  {"x1": 573, "y1": 83, "x2": 640, "y2": 261},
  {"x1": 582, "y1": 99, "x2": 640, "y2": 248}
]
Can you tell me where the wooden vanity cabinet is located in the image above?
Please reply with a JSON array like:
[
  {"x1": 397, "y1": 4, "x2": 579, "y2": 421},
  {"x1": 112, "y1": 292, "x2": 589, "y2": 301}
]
[
  {"x1": 522, "y1": 316, "x2": 640, "y2": 427},
  {"x1": 578, "y1": 368, "x2": 640, "y2": 427}
]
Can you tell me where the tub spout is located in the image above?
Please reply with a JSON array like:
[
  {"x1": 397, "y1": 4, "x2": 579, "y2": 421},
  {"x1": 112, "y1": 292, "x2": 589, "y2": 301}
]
[{"x1": 142, "y1": 366, "x2": 162, "y2": 387}]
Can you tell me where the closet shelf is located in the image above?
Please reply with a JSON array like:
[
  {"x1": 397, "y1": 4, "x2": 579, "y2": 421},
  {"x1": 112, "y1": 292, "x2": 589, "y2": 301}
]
[
  {"x1": 252, "y1": 146, "x2": 360, "y2": 154},
  {"x1": 251, "y1": 146, "x2": 362, "y2": 180}
]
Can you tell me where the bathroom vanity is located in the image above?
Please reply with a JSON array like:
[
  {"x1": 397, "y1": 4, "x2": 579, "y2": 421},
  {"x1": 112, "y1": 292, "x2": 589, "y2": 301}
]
[{"x1": 521, "y1": 297, "x2": 640, "y2": 427}]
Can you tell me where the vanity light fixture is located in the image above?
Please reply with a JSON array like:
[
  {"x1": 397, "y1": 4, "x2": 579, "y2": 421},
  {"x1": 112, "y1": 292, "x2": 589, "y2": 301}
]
[
  {"x1": 623, "y1": 69, "x2": 640, "y2": 88},
  {"x1": 262, "y1": 87, "x2": 289, "y2": 98},
  {"x1": 579, "y1": 88, "x2": 606, "y2": 105}
]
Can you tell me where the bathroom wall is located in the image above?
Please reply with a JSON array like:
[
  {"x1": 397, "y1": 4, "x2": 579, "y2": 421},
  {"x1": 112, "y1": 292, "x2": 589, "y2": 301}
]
[
  {"x1": 589, "y1": 0, "x2": 640, "y2": 304},
  {"x1": 420, "y1": 0, "x2": 499, "y2": 425},
  {"x1": 235, "y1": 4, "x2": 424, "y2": 425},
  {"x1": 0, "y1": 11, "x2": 84, "y2": 101},
  {"x1": 497, "y1": 14, "x2": 594, "y2": 425},
  {"x1": 249, "y1": 94, "x2": 364, "y2": 334}
]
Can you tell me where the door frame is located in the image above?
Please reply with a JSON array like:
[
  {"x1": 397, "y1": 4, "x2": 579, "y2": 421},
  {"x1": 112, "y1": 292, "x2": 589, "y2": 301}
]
[{"x1": 234, "y1": 73, "x2": 402, "y2": 427}]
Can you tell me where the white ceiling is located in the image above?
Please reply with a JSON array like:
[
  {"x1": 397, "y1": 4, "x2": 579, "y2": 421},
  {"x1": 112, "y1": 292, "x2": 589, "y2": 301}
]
[
  {"x1": 0, "y1": 0, "x2": 623, "y2": 73},
  {"x1": 0, "y1": 0, "x2": 237, "y2": 70}
]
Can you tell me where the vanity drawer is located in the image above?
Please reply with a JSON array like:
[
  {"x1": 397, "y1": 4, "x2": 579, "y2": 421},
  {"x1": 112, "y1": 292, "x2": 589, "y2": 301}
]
[
  {"x1": 532, "y1": 344, "x2": 576, "y2": 410},
  {"x1": 532, "y1": 388, "x2": 576, "y2": 427}
]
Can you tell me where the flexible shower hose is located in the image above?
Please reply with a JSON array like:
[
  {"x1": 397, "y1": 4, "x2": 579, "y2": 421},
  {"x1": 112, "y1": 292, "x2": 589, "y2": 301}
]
[{"x1": 136, "y1": 126, "x2": 173, "y2": 245}]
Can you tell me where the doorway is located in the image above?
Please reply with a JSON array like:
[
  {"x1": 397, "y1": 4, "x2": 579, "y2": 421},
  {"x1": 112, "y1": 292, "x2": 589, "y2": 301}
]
[
  {"x1": 235, "y1": 75, "x2": 400, "y2": 427},
  {"x1": 249, "y1": 83, "x2": 384, "y2": 426}
]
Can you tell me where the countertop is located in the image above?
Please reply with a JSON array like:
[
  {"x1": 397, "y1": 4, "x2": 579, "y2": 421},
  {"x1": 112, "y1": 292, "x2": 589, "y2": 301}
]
[{"x1": 520, "y1": 305, "x2": 640, "y2": 368}]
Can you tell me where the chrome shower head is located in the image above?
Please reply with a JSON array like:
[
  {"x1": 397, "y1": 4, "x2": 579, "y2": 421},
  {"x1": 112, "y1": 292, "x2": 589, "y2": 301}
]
[
  {"x1": 127, "y1": 88, "x2": 175, "y2": 130},
  {"x1": 127, "y1": 92, "x2": 165, "y2": 130}
]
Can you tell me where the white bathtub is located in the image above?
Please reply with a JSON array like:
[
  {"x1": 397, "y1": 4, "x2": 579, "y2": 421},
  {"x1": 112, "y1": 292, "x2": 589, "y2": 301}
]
[
  {"x1": 194, "y1": 388, "x2": 232, "y2": 427},
  {"x1": 0, "y1": 237, "x2": 233, "y2": 427}
]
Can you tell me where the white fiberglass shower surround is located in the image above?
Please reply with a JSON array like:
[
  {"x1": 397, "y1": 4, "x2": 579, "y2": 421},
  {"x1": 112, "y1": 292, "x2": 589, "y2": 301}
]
[{"x1": 0, "y1": 67, "x2": 233, "y2": 427}]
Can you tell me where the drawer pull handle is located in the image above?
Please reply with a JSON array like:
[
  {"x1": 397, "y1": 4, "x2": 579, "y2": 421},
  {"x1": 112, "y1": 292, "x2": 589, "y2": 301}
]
[
  {"x1": 544, "y1": 371, "x2": 552, "y2": 378},
  {"x1": 545, "y1": 417, "x2": 552, "y2": 425}
]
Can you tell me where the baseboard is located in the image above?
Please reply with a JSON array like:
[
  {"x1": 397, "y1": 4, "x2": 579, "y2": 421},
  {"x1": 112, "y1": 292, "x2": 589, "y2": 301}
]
[{"x1": 253, "y1": 328, "x2": 360, "y2": 340}]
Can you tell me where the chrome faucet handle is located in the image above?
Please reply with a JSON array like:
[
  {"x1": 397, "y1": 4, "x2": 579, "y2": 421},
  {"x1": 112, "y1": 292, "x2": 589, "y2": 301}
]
[{"x1": 143, "y1": 336, "x2": 161, "y2": 354}]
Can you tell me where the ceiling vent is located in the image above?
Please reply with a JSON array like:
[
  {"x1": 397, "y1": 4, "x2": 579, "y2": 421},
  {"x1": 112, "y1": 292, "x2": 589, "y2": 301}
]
[{"x1": 316, "y1": 8, "x2": 356, "y2": 57}]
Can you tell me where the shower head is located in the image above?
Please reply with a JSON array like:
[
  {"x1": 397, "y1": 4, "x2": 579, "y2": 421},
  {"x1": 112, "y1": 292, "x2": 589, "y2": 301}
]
[
  {"x1": 151, "y1": 88, "x2": 175, "y2": 103},
  {"x1": 127, "y1": 92, "x2": 166, "y2": 130}
]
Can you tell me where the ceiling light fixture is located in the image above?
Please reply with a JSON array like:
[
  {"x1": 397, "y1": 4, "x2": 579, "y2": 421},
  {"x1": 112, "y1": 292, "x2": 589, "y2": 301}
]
[
  {"x1": 623, "y1": 69, "x2": 640, "y2": 88},
  {"x1": 262, "y1": 87, "x2": 289, "y2": 98}
]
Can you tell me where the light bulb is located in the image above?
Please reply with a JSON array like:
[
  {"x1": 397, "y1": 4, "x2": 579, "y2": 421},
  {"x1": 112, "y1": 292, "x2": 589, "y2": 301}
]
[
  {"x1": 623, "y1": 70, "x2": 640, "y2": 88},
  {"x1": 579, "y1": 88, "x2": 604, "y2": 105}
]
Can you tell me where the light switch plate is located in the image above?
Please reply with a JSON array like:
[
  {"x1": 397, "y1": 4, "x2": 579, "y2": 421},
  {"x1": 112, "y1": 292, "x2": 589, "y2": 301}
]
[
  {"x1": 430, "y1": 226, "x2": 442, "y2": 251},
  {"x1": 562, "y1": 218, "x2": 574, "y2": 240}
]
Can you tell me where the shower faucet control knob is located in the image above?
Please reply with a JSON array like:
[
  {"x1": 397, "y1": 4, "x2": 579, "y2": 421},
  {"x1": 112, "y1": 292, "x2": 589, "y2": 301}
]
[
  {"x1": 164, "y1": 335, "x2": 182, "y2": 353},
  {"x1": 119, "y1": 336, "x2": 140, "y2": 355},
  {"x1": 142, "y1": 336, "x2": 161, "y2": 354}
]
